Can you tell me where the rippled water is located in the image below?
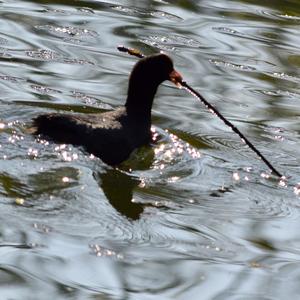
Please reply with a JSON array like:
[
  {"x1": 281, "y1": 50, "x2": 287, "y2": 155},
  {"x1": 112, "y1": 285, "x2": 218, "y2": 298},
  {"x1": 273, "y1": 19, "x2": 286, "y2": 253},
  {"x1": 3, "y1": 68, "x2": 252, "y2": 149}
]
[{"x1": 1, "y1": 0, "x2": 300, "y2": 299}]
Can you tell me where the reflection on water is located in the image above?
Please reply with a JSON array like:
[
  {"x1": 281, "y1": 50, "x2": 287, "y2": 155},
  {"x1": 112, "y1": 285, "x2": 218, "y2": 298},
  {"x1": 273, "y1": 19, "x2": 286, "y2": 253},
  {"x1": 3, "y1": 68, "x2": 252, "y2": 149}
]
[
  {"x1": 96, "y1": 168, "x2": 144, "y2": 220},
  {"x1": 1, "y1": 0, "x2": 300, "y2": 299}
]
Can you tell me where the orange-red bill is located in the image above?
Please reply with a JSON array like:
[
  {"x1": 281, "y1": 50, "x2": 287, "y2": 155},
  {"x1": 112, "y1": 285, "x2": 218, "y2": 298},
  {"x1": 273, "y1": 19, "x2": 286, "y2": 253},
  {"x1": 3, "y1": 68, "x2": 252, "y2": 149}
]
[{"x1": 169, "y1": 69, "x2": 183, "y2": 87}]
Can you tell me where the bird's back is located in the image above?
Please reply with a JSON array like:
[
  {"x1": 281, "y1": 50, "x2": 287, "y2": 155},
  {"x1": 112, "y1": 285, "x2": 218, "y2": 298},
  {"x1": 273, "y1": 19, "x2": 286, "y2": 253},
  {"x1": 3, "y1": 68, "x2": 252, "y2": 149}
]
[{"x1": 33, "y1": 108, "x2": 151, "y2": 165}]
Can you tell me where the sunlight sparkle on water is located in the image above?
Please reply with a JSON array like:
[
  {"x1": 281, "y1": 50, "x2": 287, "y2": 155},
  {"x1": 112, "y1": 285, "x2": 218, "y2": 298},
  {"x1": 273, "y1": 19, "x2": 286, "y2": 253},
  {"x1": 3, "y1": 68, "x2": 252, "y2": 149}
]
[
  {"x1": 233, "y1": 172, "x2": 240, "y2": 181},
  {"x1": 293, "y1": 184, "x2": 300, "y2": 196},
  {"x1": 37, "y1": 138, "x2": 49, "y2": 145},
  {"x1": 28, "y1": 148, "x2": 39, "y2": 158},
  {"x1": 138, "y1": 178, "x2": 146, "y2": 188},
  {"x1": 33, "y1": 223, "x2": 51, "y2": 233},
  {"x1": 54, "y1": 144, "x2": 66, "y2": 151},
  {"x1": 274, "y1": 135, "x2": 284, "y2": 141},
  {"x1": 62, "y1": 176, "x2": 70, "y2": 183},
  {"x1": 61, "y1": 151, "x2": 79, "y2": 161},
  {"x1": 168, "y1": 176, "x2": 180, "y2": 183},
  {"x1": 154, "y1": 132, "x2": 201, "y2": 165},
  {"x1": 278, "y1": 178, "x2": 287, "y2": 187},
  {"x1": 15, "y1": 198, "x2": 25, "y2": 205},
  {"x1": 8, "y1": 133, "x2": 24, "y2": 143},
  {"x1": 90, "y1": 244, "x2": 123, "y2": 259},
  {"x1": 151, "y1": 126, "x2": 159, "y2": 141},
  {"x1": 261, "y1": 172, "x2": 270, "y2": 179},
  {"x1": 154, "y1": 144, "x2": 165, "y2": 155}
]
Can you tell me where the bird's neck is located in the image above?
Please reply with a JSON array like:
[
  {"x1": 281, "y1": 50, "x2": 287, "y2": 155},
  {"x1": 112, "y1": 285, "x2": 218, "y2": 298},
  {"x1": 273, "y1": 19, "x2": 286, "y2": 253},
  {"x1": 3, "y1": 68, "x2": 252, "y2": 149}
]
[{"x1": 125, "y1": 80, "x2": 158, "y2": 123}]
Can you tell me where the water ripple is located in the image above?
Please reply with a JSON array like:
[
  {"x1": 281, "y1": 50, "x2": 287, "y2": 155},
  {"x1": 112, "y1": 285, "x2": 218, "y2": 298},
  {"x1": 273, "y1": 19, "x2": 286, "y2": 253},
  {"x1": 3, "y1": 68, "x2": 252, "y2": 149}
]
[
  {"x1": 261, "y1": 10, "x2": 300, "y2": 22},
  {"x1": 254, "y1": 89, "x2": 299, "y2": 98},
  {"x1": 0, "y1": 37, "x2": 8, "y2": 45},
  {"x1": 35, "y1": 25, "x2": 99, "y2": 42},
  {"x1": 213, "y1": 26, "x2": 245, "y2": 37},
  {"x1": 209, "y1": 59, "x2": 256, "y2": 72},
  {"x1": 63, "y1": 57, "x2": 95, "y2": 66},
  {"x1": 267, "y1": 71, "x2": 300, "y2": 83},
  {"x1": 139, "y1": 33, "x2": 201, "y2": 51},
  {"x1": 213, "y1": 26, "x2": 275, "y2": 44},
  {"x1": 71, "y1": 91, "x2": 113, "y2": 110},
  {"x1": 26, "y1": 49, "x2": 60, "y2": 61},
  {"x1": 1, "y1": 0, "x2": 300, "y2": 298},
  {"x1": 111, "y1": 5, "x2": 182, "y2": 21},
  {"x1": 30, "y1": 84, "x2": 61, "y2": 95},
  {"x1": 26, "y1": 48, "x2": 94, "y2": 65},
  {"x1": 0, "y1": 75, "x2": 25, "y2": 83},
  {"x1": 42, "y1": 7, "x2": 70, "y2": 15}
]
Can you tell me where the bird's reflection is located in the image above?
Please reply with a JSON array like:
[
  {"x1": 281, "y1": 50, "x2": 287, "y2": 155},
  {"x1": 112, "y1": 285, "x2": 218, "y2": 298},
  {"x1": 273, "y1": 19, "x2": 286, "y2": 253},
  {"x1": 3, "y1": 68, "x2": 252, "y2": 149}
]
[
  {"x1": 94, "y1": 146, "x2": 155, "y2": 220},
  {"x1": 94, "y1": 169, "x2": 143, "y2": 220}
]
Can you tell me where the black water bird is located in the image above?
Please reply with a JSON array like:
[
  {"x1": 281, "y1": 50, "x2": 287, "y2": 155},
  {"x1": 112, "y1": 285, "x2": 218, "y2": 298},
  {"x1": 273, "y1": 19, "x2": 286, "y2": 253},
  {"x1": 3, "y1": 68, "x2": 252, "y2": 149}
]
[{"x1": 33, "y1": 54, "x2": 182, "y2": 165}]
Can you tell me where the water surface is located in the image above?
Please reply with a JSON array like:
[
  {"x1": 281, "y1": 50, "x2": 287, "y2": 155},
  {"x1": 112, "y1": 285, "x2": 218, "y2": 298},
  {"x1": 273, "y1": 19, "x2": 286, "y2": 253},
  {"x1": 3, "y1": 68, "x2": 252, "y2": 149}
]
[{"x1": 0, "y1": 0, "x2": 300, "y2": 299}]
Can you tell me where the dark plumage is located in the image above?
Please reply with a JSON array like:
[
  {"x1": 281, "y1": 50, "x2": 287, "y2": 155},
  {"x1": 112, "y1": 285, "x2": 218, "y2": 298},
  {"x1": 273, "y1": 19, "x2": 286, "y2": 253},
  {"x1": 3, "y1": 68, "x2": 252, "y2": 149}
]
[{"x1": 33, "y1": 54, "x2": 182, "y2": 165}]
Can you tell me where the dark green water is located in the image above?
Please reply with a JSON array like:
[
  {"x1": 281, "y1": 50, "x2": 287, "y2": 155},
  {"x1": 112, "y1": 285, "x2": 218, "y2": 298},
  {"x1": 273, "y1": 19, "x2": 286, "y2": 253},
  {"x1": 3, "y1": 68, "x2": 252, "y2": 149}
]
[{"x1": 0, "y1": 0, "x2": 300, "y2": 299}]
